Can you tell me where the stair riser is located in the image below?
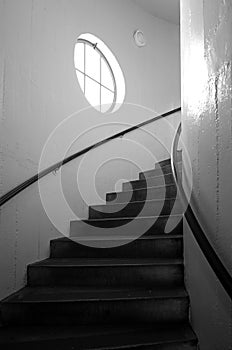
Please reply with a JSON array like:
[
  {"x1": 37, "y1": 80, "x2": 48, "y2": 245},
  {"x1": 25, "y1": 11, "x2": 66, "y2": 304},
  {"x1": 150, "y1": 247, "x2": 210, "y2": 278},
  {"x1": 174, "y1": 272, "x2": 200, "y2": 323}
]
[
  {"x1": 0, "y1": 339, "x2": 197, "y2": 350},
  {"x1": 50, "y1": 237, "x2": 183, "y2": 259},
  {"x1": 89, "y1": 200, "x2": 182, "y2": 220},
  {"x1": 106, "y1": 185, "x2": 177, "y2": 203},
  {"x1": 2, "y1": 297, "x2": 189, "y2": 326},
  {"x1": 140, "y1": 166, "x2": 172, "y2": 179},
  {"x1": 123, "y1": 174, "x2": 174, "y2": 191},
  {"x1": 72, "y1": 216, "x2": 182, "y2": 236},
  {"x1": 28, "y1": 264, "x2": 184, "y2": 288},
  {"x1": 140, "y1": 165, "x2": 182, "y2": 180},
  {"x1": 132, "y1": 343, "x2": 197, "y2": 350},
  {"x1": 158, "y1": 152, "x2": 182, "y2": 168}
]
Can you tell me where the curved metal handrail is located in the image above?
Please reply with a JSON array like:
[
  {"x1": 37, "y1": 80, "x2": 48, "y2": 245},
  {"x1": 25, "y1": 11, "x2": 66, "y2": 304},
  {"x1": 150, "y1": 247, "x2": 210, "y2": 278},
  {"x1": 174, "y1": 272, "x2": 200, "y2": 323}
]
[
  {"x1": 171, "y1": 122, "x2": 232, "y2": 300},
  {"x1": 0, "y1": 107, "x2": 181, "y2": 207}
]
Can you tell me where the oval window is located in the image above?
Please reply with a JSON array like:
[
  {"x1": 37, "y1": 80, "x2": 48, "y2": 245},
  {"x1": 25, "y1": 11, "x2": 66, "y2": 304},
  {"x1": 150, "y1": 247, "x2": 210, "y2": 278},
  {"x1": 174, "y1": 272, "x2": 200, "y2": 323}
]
[{"x1": 74, "y1": 33, "x2": 125, "y2": 113}]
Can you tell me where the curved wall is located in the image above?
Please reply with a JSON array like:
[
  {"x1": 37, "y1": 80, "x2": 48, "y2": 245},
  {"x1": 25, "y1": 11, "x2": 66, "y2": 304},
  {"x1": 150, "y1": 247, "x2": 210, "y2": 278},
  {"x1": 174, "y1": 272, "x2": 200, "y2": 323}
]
[{"x1": 181, "y1": 0, "x2": 232, "y2": 348}]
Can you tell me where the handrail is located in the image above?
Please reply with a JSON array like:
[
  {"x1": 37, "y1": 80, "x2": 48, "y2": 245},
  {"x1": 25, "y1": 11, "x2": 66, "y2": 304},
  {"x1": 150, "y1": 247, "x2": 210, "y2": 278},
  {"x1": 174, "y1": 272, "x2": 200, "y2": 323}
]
[
  {"x1": 0, "y1": 107, "x2": 181, "y2": 207},
  {"x1": 171, "y1": 122, "x2": 232, "y2": 300}
]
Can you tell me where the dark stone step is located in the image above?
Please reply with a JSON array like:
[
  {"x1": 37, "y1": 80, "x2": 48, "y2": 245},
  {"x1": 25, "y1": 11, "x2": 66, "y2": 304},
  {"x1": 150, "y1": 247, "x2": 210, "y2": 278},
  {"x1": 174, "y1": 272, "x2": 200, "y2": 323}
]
[
  {"x1": 139, "y1": 162, "x2": 182, "y2": 180},
  {"x1": 123, "y1": 173, "x2": 174, "y2": 191},
  {"x1": 89, "y1": 199, "x2": 182, "y2": 220},
  {"x1": 158, "y1": 152, "x2": 182, "y2": 168},
  {"x1": 70, "y1": 215, "x2": 183, "y2": 238},
  {"x1": 1, "y1": 287, "x2": 189, "y2": 326},
  {"x1": 0, "y1": 323, "x2": 197, "y2": 349},
  {"x1": 28, "y1": 258, "x2": 184, "y2": 288},
  {"x1": 157, "y1": 159, "x2": 172, "y2": 168},
  {"x1": 50, "y1": 235, "x2": 183, "y2": 259},
  {"x1": 106, "y1": 184, "x2": 177, "y2": 203}
]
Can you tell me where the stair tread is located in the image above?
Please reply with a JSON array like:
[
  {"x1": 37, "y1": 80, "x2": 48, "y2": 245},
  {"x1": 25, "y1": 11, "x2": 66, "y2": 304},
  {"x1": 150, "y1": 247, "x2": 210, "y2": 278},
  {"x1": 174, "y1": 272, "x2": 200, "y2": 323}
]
[
  {"x1": 52, "y1": 234, "x2": 183, "y2": 243},
  {"x1": 71, "y1": 215, "x2": 183, "y2": 236},
  {"x1": 0, "y1": 323, "x2": 197, "y2": 347},
  {"x1": 107, "y1": 183, "x2": 176, "y2": 195},
  {"x1": 81, "y1": 214, "x2": 182, "y2": 223},
  {"x1": 91, "y1": 198, "x2": 179, "y2": 207},
  {"x1": 29, "y1": 257, "x2": 183, "y2": 267},
  {"x1": 135, "y1": 172, "x2": 173, "y2": 180},
  {"x1": 125, "y1": 173, "x2": 174, "y2": 185},
  {"x1": 3, "y1": 286, "x2": 188, "y2": 303},
  {"x1": 140, "y1": 161, "x2": 182, "y2": 175}
]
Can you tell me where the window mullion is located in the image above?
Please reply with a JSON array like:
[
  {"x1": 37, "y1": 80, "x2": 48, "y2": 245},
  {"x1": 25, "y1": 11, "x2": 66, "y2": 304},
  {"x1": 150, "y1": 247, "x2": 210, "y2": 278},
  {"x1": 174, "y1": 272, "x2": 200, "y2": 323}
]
[{"x1": 76, "y1": 68, "x2": 114, "y2": 93}]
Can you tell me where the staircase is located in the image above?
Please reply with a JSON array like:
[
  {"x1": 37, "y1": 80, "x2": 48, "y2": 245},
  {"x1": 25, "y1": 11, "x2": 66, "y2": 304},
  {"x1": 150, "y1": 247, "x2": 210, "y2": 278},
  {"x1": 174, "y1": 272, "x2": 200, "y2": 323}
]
[{"x1": 0, "y1": 156, "x2": 198, "y2": 349}]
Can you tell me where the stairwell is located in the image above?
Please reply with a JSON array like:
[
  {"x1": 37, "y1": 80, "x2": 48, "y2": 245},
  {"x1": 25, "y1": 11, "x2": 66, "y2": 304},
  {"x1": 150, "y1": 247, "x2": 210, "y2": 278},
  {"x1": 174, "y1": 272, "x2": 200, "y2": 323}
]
[{"x1": 0, "y1": 155, "x2": 198, "y2": 349}]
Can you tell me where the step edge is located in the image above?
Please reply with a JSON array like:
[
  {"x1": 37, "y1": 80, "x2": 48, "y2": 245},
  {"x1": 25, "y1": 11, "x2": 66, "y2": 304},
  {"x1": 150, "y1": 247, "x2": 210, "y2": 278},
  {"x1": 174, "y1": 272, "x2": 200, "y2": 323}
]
[
  {"x1": 2, "y1": 288, "x2": 189, "y2": 304},
  {"x1": 28, "y1": 258, "x2": 184, "y2": 268},
  {"x1": 51, "y1": 234, "x2": 183, "y2": 244},
  {"x1": 3, "y1": 294, "x2": 189, "y2": 304},
  {"x1": 106, "y1": 183, "x2": 177, "y2": 199},
  {"x1": 0, "y1": 324, "x2": 197, "y2": 347},
  {"x1": 90, "y1": 198, "x2": 180, "y2": 209},
  {"x1": 124, "y1": 173, "x2": 174, "y2": 186},
  {"x1": 73, "y1": 214, "x2": 183, "y2": 224}
]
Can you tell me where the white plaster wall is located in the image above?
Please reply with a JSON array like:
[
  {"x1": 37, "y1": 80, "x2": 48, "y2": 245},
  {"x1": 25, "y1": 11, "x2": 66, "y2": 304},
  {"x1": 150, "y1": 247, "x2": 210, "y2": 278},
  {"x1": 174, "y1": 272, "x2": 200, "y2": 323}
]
[
  {"x1": 0, "y1": 0, "x2": 180, "y2": 300},
  {"x1": 181, "y1": 0, "x2": 232, "y2": 348}
]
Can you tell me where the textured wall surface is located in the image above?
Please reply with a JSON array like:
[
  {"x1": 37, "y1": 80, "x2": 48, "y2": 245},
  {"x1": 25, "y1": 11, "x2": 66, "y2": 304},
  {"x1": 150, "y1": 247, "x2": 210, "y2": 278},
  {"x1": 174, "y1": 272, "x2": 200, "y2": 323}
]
[
  {"x1": 181, "y1": 0, "x2": 232, "y2": 348},
  {"x1": 0, "y1": 0, "x2": 180, "y2": 300}
]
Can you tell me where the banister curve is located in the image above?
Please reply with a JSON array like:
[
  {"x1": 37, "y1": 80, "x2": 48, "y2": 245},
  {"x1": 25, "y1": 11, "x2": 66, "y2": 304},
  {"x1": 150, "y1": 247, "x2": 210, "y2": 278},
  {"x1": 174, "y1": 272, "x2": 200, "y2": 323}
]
[
  {"x1": 171, "y1": 122, "x2": 232, "y2": 300},
  {"x1": 0, "y1": 107, "x2": 181, "y2": 207}
]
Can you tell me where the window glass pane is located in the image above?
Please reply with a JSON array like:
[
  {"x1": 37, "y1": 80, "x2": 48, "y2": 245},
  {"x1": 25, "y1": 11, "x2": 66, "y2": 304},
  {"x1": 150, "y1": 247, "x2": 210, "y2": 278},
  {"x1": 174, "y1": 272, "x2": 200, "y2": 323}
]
[
  {"x1": 101, "y1": 58, "x2": 114, "y2": 91},
  {"x1": 85, "y1": 44, "x2": 100, "y2": 82},
  {"x1": 75, "y1": 34, "x2": 126, "y2": 113},
  {"x1": 101, "y1": 87, "x2": 114, "y2": 112},
  {"x1": 74, "y1": 43, "x2": 84, "y2": 72},
  {"x1": 76, "y1": 70, "x2": 84, "y2": 92},
  {"x1": 85, "y1": 76, "x2": 100, "y2": 111}
]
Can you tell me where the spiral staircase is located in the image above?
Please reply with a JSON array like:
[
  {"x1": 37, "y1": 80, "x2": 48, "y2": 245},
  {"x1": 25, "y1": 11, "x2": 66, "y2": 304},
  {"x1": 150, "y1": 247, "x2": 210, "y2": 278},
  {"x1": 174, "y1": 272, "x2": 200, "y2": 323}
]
[{"x1": 0, "y1": 150, "x2": 198, "y2": 349}]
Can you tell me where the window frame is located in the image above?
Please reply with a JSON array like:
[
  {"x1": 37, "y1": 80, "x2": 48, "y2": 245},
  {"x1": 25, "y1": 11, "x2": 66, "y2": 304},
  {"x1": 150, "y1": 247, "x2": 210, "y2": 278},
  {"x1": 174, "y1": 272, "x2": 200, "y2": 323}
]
[{"x1": 75, "y1": 38, "x2": 117, "y2": 113}]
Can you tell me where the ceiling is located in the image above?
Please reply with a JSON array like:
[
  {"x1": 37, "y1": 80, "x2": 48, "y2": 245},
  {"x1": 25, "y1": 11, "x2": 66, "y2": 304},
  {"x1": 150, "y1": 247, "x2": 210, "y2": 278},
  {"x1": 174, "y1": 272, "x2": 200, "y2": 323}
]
[{"x1": 132, "y1": 0, "x2": 180, "y2": 25}]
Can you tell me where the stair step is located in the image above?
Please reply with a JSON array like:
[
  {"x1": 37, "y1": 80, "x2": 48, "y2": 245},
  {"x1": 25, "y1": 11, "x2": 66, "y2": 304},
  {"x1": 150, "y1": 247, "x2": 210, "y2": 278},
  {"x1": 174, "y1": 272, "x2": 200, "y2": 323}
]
[
  {"x1": 1, "y1": 287, "x2": 189, "y2": 326},
  {"x1": 50, "y1": 235, "x2": 183, "y2": 259},
  {"x1": 0, "y1": 152, "x2": 198, "y2": 349},
  {"x1": 158, "y1": 159, "x2": 171, "y2": 167},
  {"x1": 28, "y1": 258, "x2": 184, "y2": 288},
  {"x1": 70, "y1": 215, "x2": 183, "y2": 239},
  {"x1": 106, "y1": 184, "x2": 177, "y2": 203},
  {"x1": 89, "y1": 199, "x2": 182, "y2": 220},
  {"x1": 0, "y1": 323, "x2": 197, "y2": 349},
  {"x1": 123, "y1": 173, "x2": 174, "y2": 191},
  {"x1": 139, "y1": 162, "x2": 182, "y2": 180},
  {"x1": 158, "y1": 153, "x2": 182, "y2": 168}
]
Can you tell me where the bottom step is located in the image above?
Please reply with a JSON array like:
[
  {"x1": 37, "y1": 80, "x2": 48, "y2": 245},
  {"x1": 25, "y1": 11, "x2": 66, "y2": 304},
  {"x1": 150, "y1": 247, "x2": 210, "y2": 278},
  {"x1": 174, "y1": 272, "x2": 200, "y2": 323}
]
[
  {"x1": 0, "y1": 323, "x2": 197, "y2": 350},
  {"x1": 1, "y1": 287, "x2": 189, "y2": 326}
]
